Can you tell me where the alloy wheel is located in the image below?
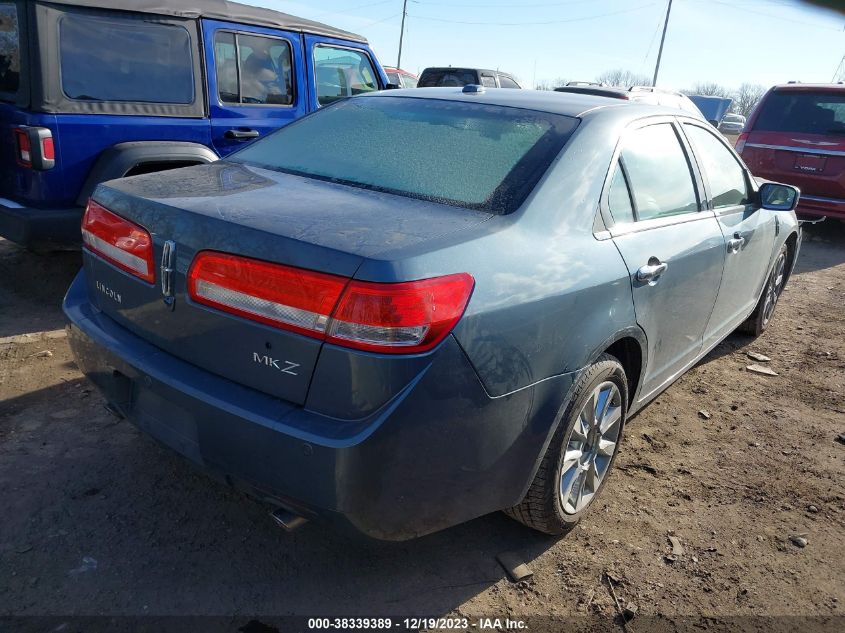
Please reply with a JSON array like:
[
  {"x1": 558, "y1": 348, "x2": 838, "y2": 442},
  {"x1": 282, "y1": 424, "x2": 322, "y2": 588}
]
[
  {"x1": 560, "y1": 381, "x2": 622, "y2": 515},
  {"x1": 762, "y1": 249, "x2": 787, "y2": 326}
]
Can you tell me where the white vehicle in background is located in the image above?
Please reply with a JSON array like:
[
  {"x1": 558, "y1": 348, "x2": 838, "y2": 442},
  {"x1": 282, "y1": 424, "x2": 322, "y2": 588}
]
[{"x1": 719, "y1": 113, "x2": 747, "y2": 134}]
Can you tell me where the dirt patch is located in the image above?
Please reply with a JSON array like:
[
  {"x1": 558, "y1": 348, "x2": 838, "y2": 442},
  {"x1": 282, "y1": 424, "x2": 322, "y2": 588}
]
[{"x1": 0, "y1": 225, "x2": 843, "y2": 622}]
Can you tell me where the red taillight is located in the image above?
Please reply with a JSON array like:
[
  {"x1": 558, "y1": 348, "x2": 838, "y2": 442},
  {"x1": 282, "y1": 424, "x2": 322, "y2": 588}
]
[
  {"x1": 42, "y1": 137, "x2": 55, "y2": 161},
  {"x1": 188, "y1": 252, "x2": 348, "y2": 337},
  {"x1": 735, "y1": 132, "x2": 748, "y2": 154},
  {"x1": 14, "y1": 128, "x2": 31, "y2": 167},
  {"x1": 187, "y1": 251, "x2": 474, "y2": 354},
  {"x1": 327, "y1": 275, "x2": 474, "y2": 353},
  {"x1": 81, "y1": 200, "x2": 155, "y2": 283}
]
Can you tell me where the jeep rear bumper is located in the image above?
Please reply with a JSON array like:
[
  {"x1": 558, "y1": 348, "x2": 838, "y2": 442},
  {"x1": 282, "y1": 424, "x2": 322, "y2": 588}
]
[{"x1": 0, "y1": 200, "x2": 82, "y2": 248}]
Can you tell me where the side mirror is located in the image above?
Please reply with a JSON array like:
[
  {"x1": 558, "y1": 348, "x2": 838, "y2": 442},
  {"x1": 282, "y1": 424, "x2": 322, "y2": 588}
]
[
  {"x1": 384, "y1": 83, "x2": 401, "y2": 90},
  {"x1": 759, "y1": 182, "x2": 800, "y2": 211}
]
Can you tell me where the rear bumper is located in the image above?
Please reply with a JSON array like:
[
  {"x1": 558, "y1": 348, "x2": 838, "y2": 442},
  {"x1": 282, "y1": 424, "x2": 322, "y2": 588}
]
[
  {"x1": 0, "y1": 200, "x2": 82, "y2": 248},
  {"x1": 796, "y1": 194, "x2": 845, "y2": 220},
  {"x1": 63, "y1": 271, "x2": 574, "y2": 540}
]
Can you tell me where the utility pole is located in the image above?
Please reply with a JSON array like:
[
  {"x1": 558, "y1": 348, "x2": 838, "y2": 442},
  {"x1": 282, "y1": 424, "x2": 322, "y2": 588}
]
[
  {"x1": 397, "y1": 0, "x2": 408, "y2": 69},
  {"x1": 652, "y1": 0, "x2": 673, "y2": 87}
]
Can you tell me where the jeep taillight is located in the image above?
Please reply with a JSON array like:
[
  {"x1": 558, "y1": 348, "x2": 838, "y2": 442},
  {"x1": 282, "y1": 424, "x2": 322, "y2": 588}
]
[
  {"x1": 81, "y1": 200, "x2": 155, "y2": 283},
  {"x1": 187, "y1": 251, "x2": 474, "y2": 354},
  {"x1": 15, "y1": 126, "x2": 55, "y2": 170}
]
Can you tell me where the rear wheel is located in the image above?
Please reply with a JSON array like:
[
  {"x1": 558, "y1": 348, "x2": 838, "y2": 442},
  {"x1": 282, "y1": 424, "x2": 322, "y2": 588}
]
[
  {"x1": 740, "y1": 243, "x2": 789, "y2": 337},
  {"x1": 505, "y1": 354, "x2": 627, "y2": 535}
]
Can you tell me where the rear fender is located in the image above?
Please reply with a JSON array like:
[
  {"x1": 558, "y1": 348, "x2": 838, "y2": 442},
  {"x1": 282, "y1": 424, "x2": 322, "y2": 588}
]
[{"x1": 76, "y1": 141, "x2": 219, "y2": 206}]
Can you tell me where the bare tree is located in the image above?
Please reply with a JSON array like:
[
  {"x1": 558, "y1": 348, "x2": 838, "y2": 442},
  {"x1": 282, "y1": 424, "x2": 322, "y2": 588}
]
[
  {"x1": 595, "y1": 69, "x2": 651, "y2": 88},
  {"x1": 685, "y1": 82, "x2": 733, "y2": 98},
  {"x1": 535, "y1": 77, "x2": 569, "y2": 91},
  {"x1": 732, "y1": 83, "x2": 765, "y2": 117}
]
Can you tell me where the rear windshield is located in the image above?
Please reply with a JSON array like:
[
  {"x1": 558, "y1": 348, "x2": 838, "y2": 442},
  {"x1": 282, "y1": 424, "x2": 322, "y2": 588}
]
[
  {"x1": 754, "y1": 90, "x2": 845, "y2": 135},
  {"x1": 0, "y1": 3, "x2": 20, "y2": 97},
  {"x1": 231, "y1": 96, "x2": 578, "y2": 214},
  {"x1": 59, "y1": 13, "x2": 194, "y2": 104},
  {"x1": 418, "y1": 69, "x2": 477, "y2": 87}
]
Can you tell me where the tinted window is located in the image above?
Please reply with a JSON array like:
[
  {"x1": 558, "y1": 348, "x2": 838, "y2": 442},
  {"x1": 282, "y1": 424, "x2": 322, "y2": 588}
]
[
  {"x1": 754, "y1": 90, "x2": 845, "y2": 135},
  {"x1": 233, "y1": 97, "x2": 578, "y2": 214},
  {"x1": 607, "y1": 167, "x2": 635, "y2": 224},
  {"x1": 480, "y1": 73, "x2": 497, "y2": 88},
  {"x1": 0, "y1": 3, "x2": 19, "y2": 96},
  {"x1": 621, "y1": 124, "x2": 698, "y2": 221},
  {"x1": 419, "y1": 69, "x2": 477, "y2": 87},
  {"x1": 499, "y1": 75, "x2": 520, "y2": 89},
  {"x1": 215, "y1": 32, "x2": 293, "y2": 105},
  {"x1": 684, "y1": 124, "x2": 750, "y2": 208},
  {"x1": 314, "y1": 46, "x2": 377, "y2": 106},
  {"x1": 60, "y1": 13, "x2": 193, "y2": 104}
]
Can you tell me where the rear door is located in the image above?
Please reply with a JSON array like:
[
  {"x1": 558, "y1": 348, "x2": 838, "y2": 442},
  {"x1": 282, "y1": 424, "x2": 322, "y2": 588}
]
[
  {"x1": 742, "y1": 89, "x2": 845, "y2": 202},
  {"x1": 682, "y1": 120, "x2": 776, "y2": 344},
  {"x1": 204, "y1": 20, "x2": 307, "y2": 156},
  {"x1": 605, "y1": 119, "x2": 726, "y2": 400}
]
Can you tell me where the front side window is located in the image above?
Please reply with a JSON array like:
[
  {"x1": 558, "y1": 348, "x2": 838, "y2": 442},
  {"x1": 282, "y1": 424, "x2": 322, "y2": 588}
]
[
  {"x1": 684, "y1": 124, "x2": 750, "y2": 209},
  {"x1": 619, "y1": 124, "x2": 699, "y2": 221},
  {"x1": 232, "y1": 97, "x2": 579, "y2": 214},
  {"x1": 214, "y1": 31, "x2": 294, "y2": 105},
  {"x1": 59, "y1": 13, "x2": 194, "y2": 104},
  {"x1": 314, "y1": 46, "x2": 377, "y2": 106},
  {"x1": 0, "y1": 2, "x2": 20, "y2": 96},
  {"x1": 480, "y1": 73, "x2": 497, "y2": 88},
  {"x1": 498, "y1": 75, "x2": 520, "y2": 89}
]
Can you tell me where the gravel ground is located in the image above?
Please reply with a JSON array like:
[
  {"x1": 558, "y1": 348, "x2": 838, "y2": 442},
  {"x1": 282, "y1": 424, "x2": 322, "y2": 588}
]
[{"x1": 0, "y1": 223, "x2": 843, "y2": 630}]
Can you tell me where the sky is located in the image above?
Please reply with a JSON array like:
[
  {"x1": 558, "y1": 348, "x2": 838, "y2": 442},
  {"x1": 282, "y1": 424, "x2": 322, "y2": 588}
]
[{"x1": 250, "y1": 0, "x2": 844, "y2": 91}]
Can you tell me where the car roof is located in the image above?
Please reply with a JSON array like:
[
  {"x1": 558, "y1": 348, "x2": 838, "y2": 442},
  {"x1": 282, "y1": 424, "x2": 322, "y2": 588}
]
[
  {"x1": 770, "y1": 83, "x2": 845, "y2": 92},
  {"x1": 360, "y1": 87, "x2": 690, "y2": 119},
  {"x1": 421, "y1": 67, "x2": 507, "y2": 76},
  {"x1": 41, "y1": 0, "x2": 367, "y2": 43}
]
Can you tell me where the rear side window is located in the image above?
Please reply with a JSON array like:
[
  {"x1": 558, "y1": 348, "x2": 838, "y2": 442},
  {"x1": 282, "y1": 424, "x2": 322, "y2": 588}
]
[
  {"x1": 402, "y1": 75, "x2": 418, "y2": 89},
  {"x1": 684, "y1": 124, "x2": 750, "y2": 209},
  {"x1": 754, "y1": 90, "x2": 845, "y2": 135},
  {"x1": 480, "y1": 73, "x2": 497, "y2": 88},
  {"x1": 498, "y1": 75, "x2": 520, "y2": 89},
  {"x1": 619, "y1": 124, "x2": 699, "y2": 221},
  {"x1": 314, "y1": 46, "x2": 377, "y2": 106},
  {"x1": 232, "y1": 97, "x2": 579, "y2": 214},
  {"x1": 0, "y1": 3, "x2": 20, "y2": 97},
  {"x1": 607, "y1": 167, "x2": 635, "y2": 224},
  {"x1": 59, "y1": 13, "x2": 194, "y2": 104},
  {"x1": 419, "y1": 69, "x2": 478, "y2": 87},
  {"x1": 214, "y1": 31, "x2": 294, "y2": 106}
]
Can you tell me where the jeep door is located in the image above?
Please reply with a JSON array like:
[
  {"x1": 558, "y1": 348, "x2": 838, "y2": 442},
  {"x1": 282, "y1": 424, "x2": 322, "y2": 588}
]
[
  {"x1": 681, "y1": 121, "x2": 777, "y2": 346},
  {"x1": 304, "y1": 34, "x2": 387, "y2": 111},
  {"x1": 604, "y1": 119, "x2": 727, "y2": 402},
  {"x1": 204, "y1": 20, "x2": 307, "y2": 156}
]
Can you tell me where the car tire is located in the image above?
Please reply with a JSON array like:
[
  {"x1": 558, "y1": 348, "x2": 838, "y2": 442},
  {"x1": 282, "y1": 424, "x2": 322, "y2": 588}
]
[
  {"x1": 504, "y1": 353, "x2": 627, "y2": 535},
  {"x1": 740, "y1": 242, "x2": 789, "y2": 337}
]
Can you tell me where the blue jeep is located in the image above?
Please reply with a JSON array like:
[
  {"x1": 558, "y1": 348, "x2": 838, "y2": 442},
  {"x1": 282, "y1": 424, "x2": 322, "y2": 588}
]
[{"x1": 0, "y1": 0, "x2": 388, "y2": 249}]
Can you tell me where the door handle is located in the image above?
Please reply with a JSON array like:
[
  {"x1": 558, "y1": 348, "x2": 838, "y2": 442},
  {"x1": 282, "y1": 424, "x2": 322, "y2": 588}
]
[
  {"x1": 728, "y1": 233, "x2": 746, "y2": 253},
  {"x1": 225, "y1": 128, "x2": 260, "y2": 140},
  {"x1": 636, "y1": 258, "x2": 668, "y2": 283}
]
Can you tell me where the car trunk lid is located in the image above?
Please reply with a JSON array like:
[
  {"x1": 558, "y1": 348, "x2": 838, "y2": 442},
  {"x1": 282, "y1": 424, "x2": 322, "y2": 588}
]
[{"x1": 82, "y1": 162, "x2": 492, "y2": 406}]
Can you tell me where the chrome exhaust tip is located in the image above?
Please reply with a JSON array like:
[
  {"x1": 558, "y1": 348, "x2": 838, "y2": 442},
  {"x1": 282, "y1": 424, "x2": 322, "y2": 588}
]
[{"x1": 270, "y1": 507, "x2": 308, "y2": 532}]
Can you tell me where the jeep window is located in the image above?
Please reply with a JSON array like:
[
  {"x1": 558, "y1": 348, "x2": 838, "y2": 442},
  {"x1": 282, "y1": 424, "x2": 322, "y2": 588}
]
[
  {"x1": 59, "y1": 14, "x2": 193, "y2": 104},
  {"x1": 214, "y1": 31, "x2": 294, "y2": 106},
  {"x1": 232, "y1": 96, "x2": 579, "y2": 214},
  {"x1": 0, "y1": 3, "x2": 20, "y2": 97},
  {"x1": 753, "y1": 90, "x2": 845, "y2": 135},
  {"x1": 314, "y1": 46, "x2": 378, "y2": 106}
]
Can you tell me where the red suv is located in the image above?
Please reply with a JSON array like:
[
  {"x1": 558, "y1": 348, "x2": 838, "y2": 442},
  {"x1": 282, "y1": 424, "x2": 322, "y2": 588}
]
[{"x1": 739, "y1": 83, "x2": 845, "y2": 220}]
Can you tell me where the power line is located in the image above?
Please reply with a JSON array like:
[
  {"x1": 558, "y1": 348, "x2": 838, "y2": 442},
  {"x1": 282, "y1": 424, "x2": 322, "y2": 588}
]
[{"x1": 407, "y1": 3, "x2": 657, "y2": 26}]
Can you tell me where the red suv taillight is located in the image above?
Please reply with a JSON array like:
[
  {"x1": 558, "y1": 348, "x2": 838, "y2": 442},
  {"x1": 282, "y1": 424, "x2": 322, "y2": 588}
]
[
  {"x1": 15, "y1": 126, "x2": 55, "y2": 170},
  {"x1": 81, "y1": 200, "x2": 155, "y2": 283},
  {"x1": 735, "y1": 132, "x2": 748, "y2": 155},
  {"x1": 187, "y1": 251, "x2": 474, "y2": 354}
]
